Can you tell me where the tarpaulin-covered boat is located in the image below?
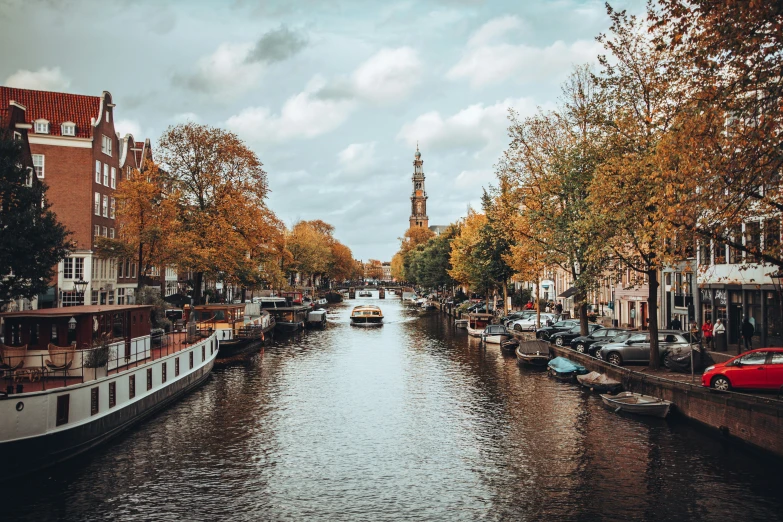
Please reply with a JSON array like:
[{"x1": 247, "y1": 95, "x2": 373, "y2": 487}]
[
  {"x1": 576, "y1": 371, "x2": 622, "y2": 393},
  {"x1": 547, "y1": 356, "x2": 588, "y2": 381}
]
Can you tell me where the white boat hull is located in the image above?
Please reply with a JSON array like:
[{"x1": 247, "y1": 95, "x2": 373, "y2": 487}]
[
  {"x1": 600, "y1": 392, "x2": 671, "y2": 418},
  {"x1": 467, "y1": 326, "x2": 485, "y2": 337}
]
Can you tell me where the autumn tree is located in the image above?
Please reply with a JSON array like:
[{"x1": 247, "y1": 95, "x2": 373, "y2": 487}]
[
  {"x1": 328, "y1": 241, "x2": 355, "y2": 284},
  {"x1": 286, "y1": 220, "x2": 331, "y2": 286},
  {"x1": 158, "y1": 123, "x2": 282, "y2": 303},
  {"x1": 501, "y1": 66, "x2": 609, "y2": 335},
  {"x1": 647, "y1": 1, "x2": 783, "y2": 267},
  {"x1": 95, "y1": 158, "x2": 180, "y2": 290},
  {"x1": 406, "y1": 224, "x2": 459, "y2": 290},
  {"x1": 587, "y1": 7, "x2": 686, "y2": 368},
  {"x1": 0, "y1": 133, "x2": 70, "y2": 307},
  {"x1": 366, "y1": 259, "x2": 384, "y2": 281},
  {"x1": 449, "y1": 211, "x2": 498, "y2": 301}
]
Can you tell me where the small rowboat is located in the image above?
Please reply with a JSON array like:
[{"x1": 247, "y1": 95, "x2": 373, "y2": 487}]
[
  {"x1": 547, "y1": 356, "x2": 588, "y2": 381},
  {"x1": 600, "y1": 392, "x2": 672, "y2": 418},
  {"x1": 500, "y1": 338, "x2": 519, "y2": 354},
  {"x1": 576, "y1": 371, "x2": 622, "y2": 394},
  {"x1": 515, "y1": 339, "x2": 550, "y2": 368}
]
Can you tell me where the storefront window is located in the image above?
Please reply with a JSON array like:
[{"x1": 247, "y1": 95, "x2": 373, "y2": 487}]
[
  {"x1": 745, "y1": 290, "x2": 760, "y2": 337},
  {"x1": 701, "y1": 288, "x2": 712, "y2": 323},
  {"x1": 765, "y1": 291, "x2": 782, "y2": 346}
]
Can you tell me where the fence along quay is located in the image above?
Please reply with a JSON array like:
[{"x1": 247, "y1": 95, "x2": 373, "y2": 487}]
[{"x1": 0, "y1": 304, "x2": 219, "y2": 479}]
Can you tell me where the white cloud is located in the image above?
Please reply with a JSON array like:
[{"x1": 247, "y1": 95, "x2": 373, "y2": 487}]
[
  {"x1": 5, "y1": 67, "x2": 71, "y2": 91},
  {"x1": 226, "y1": 76, "x2": 356, "y2": 143},
  {"x1": 171, "y1": 112, "x2": 199, "y2": 124},
  {"x1": 397, "y1": 97, "x2": 537, "y2": 158},
  {"x1": 468, "y1": 15, "x2": 523, "y2": 46},
  {"x1": 337, "y1": 142, "x2": 376, "y2": 174},
  {"x1": 448, "y1": 16, "x2": 602, "y2": 88},
  {"x1": 352, "y1": 47, "x2": 422, "y2": 103},
  {"x1": 114, "y1": 119, "x2": 142, "y2": 139},
  {"x1": 174, "y1": 42, "x2": 263, "y2": 97}
]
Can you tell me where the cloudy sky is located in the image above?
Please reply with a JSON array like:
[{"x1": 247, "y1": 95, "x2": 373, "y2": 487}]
[{"x1": 0, "y1": 0, "x2": 643, "y2": 261}]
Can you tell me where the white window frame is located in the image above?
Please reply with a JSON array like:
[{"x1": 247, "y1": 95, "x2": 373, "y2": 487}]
[
  {"x1": 32, "y1": 154, "x2": 44, "y2": 178},
  {"x1": 101, "y1": 135, "x2": 112, "y2": 156},
  {"x1": 61, "y1": 123, "x2": 75, "y2": 136},
  {"x1": 63, "y1": 258, "x2": 74, "y2": 279},
  {"x1": 109, "y1": 228, "x2": 115, "y2": 239},
  {"x1": 110, "y1": 197, "x2": 115, "y2": 219},
  {"x1": 102, "y1": 195, "x2": 108, "y2": 217},
  {"x1": 106, "y1": 111, "x2": 110, "y2": 123},
  {"x1": 34, "y1": 120, "x2": 49, "y2": 134},
  {"x1": 103, "y1": 163, "x2": 109, "y2": 185},
  {"x1": 13, "y1": 131, "x2": 21, "y2": 141},
  {"x1": 95, "y1": 160, "x2": 101, "y2": 184},
  {"x1": 126, "y1": 166, "x2": 132, "y2": 180},
  {"x1": 102, "y1": 226, "x2": 108, "y2": 237},
  {"x1": 110, "y1": 167, "x2": 116, "y2": 188},
  {"x1": 25, "y1": 168, "x2": 34, "y2": 187},
  {"x1": 94, "y1": 193, "x2": 100, "y2": 215}
]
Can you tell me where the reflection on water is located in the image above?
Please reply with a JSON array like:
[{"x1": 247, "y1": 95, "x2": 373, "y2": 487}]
[{"x1": 5, "y1": 297, "x2": 783, "y2": 521}]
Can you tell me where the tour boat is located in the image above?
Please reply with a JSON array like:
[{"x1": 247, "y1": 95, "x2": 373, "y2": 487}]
[
  {"x1": 256, "y1": 297, "x2": 309, "y2": 333},
  {"x1": 350, "y1": 305, "x2": 384, "y2": 326},
  {"x1": 192, "y1": 303, "x2": 273, "y2": 358},
  {"x1": 467, "y1": 313, "x2": 493, "y2": 337},
  {"x1": 600, "y1": 392, "x2": 672, "y2": 418},
  {"x1": 0, "y1": 305, "x2": 219, "y2": 479}
]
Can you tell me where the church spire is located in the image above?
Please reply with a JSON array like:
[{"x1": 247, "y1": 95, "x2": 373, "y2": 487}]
[{"x1": 409, "y1": 145, "x2": 428, "y2": 229}]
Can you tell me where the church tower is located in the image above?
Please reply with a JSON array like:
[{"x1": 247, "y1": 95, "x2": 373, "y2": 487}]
[{"x1": 409, "y1": 144, "x2": 429, "y2": 229}]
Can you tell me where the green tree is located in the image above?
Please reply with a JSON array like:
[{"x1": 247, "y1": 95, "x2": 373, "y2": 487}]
[{"x1": 0, "y1": 134, "x2": 70, "y2": 307}]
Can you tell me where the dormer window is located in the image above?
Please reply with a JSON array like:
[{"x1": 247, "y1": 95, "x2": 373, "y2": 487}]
[
  {"x1": 34, "y1": 120, "x2": 49, "y2": 134},
  {"x1": 61, "y1": 122, "x2": 76, "y2": 136}
]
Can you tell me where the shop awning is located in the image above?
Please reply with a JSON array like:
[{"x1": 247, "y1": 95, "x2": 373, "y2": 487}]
[{"x1": 558, "y1": 287, "x2": 578, "y2": 298}]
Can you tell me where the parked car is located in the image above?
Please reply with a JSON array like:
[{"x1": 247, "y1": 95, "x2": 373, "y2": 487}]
[
  {"x1": 701, "y1": 348, "x2": 783, "y2": 391},
  {"x1": 502, "y1": 311, "x2": 536, "y2": 326},
  {"x1": 550, "y1": 323, "x2": 603, "y2": 347},
  {"x1": 536, "y1": 319, "x2": 579, "y2": 340},
  {"x1": 597, "y1": 330, "x2": 696, "y2": 366},
  {"x1": 582, "y1": 330, "x2": 634, "y2": 357},
  {"x1": 509, "y1": 313, "x2": 558, "y2": 331},
  {"x1": 570, "y1": 328, "x2": 630, "y2": 354}
]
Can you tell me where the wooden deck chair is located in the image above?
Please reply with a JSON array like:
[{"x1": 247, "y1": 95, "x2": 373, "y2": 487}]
[
  {"x1": 45, "y1": 343, "x2": 75, "y2": 377},
  {"x1": 0, "y1": 344, "x2": 27, "y2": 372}
]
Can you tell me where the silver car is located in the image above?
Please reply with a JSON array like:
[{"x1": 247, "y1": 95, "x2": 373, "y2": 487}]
[{"x1": 597, "y1": 330, "x2": 696, "y2": 366}]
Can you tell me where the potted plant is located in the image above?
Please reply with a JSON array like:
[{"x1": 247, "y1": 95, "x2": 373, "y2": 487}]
[{"x1": 83, "y1": 335, "x2": 114, "y2": 381}]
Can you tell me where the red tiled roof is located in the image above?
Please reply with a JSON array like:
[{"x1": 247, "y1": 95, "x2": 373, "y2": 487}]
[{"x1": 0, "y1": 86, "x2": 100, "y2": 139}]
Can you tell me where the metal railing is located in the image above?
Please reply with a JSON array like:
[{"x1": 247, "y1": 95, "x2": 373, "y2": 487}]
[{"x1": 1, "y1": 328, "x2": 211, "y2": 395}]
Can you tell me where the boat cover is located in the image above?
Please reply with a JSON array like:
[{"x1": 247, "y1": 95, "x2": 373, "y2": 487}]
[
  {"x1": 547, "y1": 356, "x2": 587, "y2": 374},
  {"x1": 578, "y1": 371, "x2": 620, "y2": 386}
]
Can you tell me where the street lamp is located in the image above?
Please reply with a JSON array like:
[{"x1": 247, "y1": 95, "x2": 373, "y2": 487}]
[{"x1": 73, "y1": 278, "x2": 88, "y2": 306}]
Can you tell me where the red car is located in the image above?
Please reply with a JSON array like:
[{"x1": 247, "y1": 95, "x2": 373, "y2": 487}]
[{"x1": 701, "y1": 348, "x2": 783, "y2": 391}]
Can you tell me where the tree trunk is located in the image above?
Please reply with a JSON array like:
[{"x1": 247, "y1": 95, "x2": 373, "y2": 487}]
[
  {"x1": 648, "y1": 268, "x2": 660, "y2": 369},
  {"x1": 536, "y1": 278, "x2": 541, "y2": 329},
  {"x1": 194, "y1": 271, "x2": 204, "y2": 305},
  {"x1": 578, "y1": 295, "x2": 589, "y2": 337},
  {"x1": 503, "y1": 280, "x2": 508, "y2": 316},
  {"x1": 136, "y1": 243, "x2": 144, "y2": 291}
]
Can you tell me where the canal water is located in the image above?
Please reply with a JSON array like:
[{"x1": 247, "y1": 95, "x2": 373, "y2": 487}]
[{"x1": 5, "y1": 296, "x2": 783, "y2": 521}]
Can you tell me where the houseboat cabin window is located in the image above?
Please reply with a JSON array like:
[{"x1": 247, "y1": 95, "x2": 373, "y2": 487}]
[
  {"x1": 51, "y1": 324, "x2": 58, "y2": 343},
  {"x1": 56, "y1": 395, "x2": 70, "y2": 426},
  {"x1": 162, "y1": 362, "x2": 167, "y2": 383},
  {"x1": 129, "y1": 374, "x2": 136, "y2": 399},
  {"x1": 202, "y1": 345, "x2": 206, "y2": 361},
  {"x1": 90, "y1": 387, "x2": 99, "y2": 415},
  {"x1": 175, "y1": 358, "x2": 180, "y2": 377},
  {"x1": 147, "y1": 368, "x2": 152, "y2": 390},
  {"x1": 109, "y1": 382, "x2": 116, "y2": 408},
  {"x1": 189, "y1": 351, "x2": 194, "y2": 369}
]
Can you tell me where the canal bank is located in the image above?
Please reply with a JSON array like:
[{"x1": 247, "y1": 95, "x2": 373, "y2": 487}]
[{"x1": 547, "y1": 344, "x2": 783, "y2": 459}]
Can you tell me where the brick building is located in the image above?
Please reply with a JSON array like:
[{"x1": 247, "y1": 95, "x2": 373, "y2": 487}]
[{"x1": 0, "y1": 87, "x2": 146, "y2": 307}]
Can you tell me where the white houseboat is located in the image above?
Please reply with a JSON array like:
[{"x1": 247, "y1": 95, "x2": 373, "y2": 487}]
[
  {"x1": 0, "y1": 305, "x2": 219, "y2": 479},
  {"x1": 191, "y1": 303, "x2": 273, "y2": 358}
]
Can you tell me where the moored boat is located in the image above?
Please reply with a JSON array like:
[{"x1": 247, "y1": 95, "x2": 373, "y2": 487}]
[
  {"x1": 467, "y1": 313, "x2": 492, "y2": 337},
  {"x1": 500, "y1": 337, "x2": 519, "y2": 354},
  {"x1": 515, "y1": 339, "x2": 550, "y2": 368},
  {"x1": 547, "y1": 356, "x2": 589, "y2": 381},
  {"x1": 192, "y1": 303, "x2": 273, "y2": 358},
  {"x1": 350, "y1": 305, "x2": 383, "y2": 326},
  {"x1": 576, "y1": 371, "x2": 623, "y2": 394},
  {"x1": 307, "y1": 309, "x2": 328, "y2": 329},
  {"x1": 256, "y1": 297, "x2": 309, "y2": 333},
  {"x1": 481, "y1": 324, "x2": 514, "y2": 345},
  {"x1": 454, "y1": 318, "x2": 468, "y2": 328},
  {"x1": 600, "y1": 392, "x2": 672, "y2": 418},
  {"x1": 0, "y1": 305, "x2": 219, "y2": 480},
  {"x1": 359, "y1": 291, "x2": 372, "y2": 297}
]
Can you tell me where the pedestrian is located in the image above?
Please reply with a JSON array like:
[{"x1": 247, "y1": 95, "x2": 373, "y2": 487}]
[
  {"x1": 701, "y1": 319, "x2": 713, "y2": 350},
  {"x1": 713, "y1": 319, "x2": 726, "y2": 351},
  {"x1": 670, "y1": 316, "x2": 682, "y2": 331},
  {"x1": 689, "y1": 321, "x2": 700, "y2": 345},
  {"x1": 555, "y1": 302, "x2": 563, "y2": 314},
  {"x1": 741, "y1": 317, "x2": 754, "y2": 352},
  {"x1": 545, "y1": 303, "x2": 551, "y2": 313}
]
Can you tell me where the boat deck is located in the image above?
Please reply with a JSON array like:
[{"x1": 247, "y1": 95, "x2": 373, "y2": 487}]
[{"x1": 2, "y1": 332, "x2": 201, "y2": 394}]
